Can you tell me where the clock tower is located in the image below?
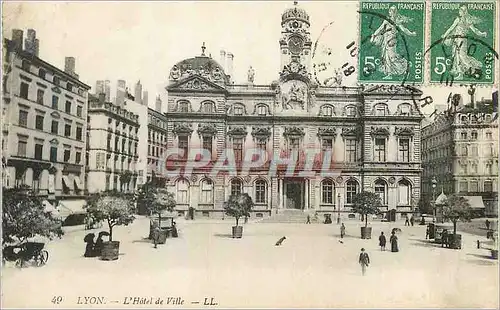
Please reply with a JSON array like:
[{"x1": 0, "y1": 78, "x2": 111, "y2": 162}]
[{"x1": 280, "y1": 1, "x2": 312, "y2": 76}]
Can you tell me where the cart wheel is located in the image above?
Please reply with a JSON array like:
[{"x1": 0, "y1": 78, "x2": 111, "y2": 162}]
[{"x1": 37, "y1": 250, "x2": 49, "y2": 266}]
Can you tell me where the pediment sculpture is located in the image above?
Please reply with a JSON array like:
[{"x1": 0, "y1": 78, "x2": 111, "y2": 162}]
[
  {"x1": 317, "y1": 126, "x2": 337, "y2": 137},
  {"x1": 341, "y1": 127, "x2": 361, "y2": 137},
  {"x1": 281, "y1": 80, "x2": 308, "y2": 111},
  {"x1": 370, "y1": 126, "x2": 390, "y2": 136},
  {"x1": 251, "y1": 126, "x2": 272, "y2": 138},
  {"x1": 283, "y1": 126, "x2": 305, "y2": 137},
  {"x1": 227, "y1": 126, "x2": 247, "y2": 137},
  {"x1": 394, "y1": 126, "x2": 414, "y2": 136},
  {"x1": 172, "y1": 123, "x2": 193, "y2": 136},
  {"x1": 197, "y1": 123, "x2": 218, "y2": 136}
]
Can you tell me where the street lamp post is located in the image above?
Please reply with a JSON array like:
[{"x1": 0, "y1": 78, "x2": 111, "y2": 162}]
[
  {"x1": 337, "y1": 193, "x2": 341, "y2": 224},
  {"x1": 431, "y1": 177, "x2": 437, "y2": 223}
]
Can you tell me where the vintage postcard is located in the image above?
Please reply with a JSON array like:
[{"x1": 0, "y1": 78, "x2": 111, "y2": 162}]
[{"x1": 1, "y1": 1, "x2": 499, "y2": 309}]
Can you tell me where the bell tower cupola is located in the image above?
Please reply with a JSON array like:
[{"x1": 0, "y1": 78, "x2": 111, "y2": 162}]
[{"x1": 280, "y1": 1, "x2": 312, "y2": 75}]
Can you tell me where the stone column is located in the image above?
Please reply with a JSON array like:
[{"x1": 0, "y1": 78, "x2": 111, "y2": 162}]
[
  {"x1": 304, "y1": 179, "x2": 309, "y2": 210},
  {"x1": 278, "y1": 178, "x2": 283, "y2": 209}
]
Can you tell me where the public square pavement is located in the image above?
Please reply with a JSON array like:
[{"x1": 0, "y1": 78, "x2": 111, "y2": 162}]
[{"x1": 2, "y1": 217, "x2": 499, "y2": 308}]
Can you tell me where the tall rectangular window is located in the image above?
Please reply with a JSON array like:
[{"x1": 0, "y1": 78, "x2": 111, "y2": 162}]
[
  {"x1": 51, "y1": 120, "x2": 58, "y2": 134},
  {"x1": 17, "y1": 140, "x2": 27, "y2": 157},
  {"x1": 64, "y1": 124, "x2": 71, "y2": 137},
  {"x1": 202, "y1": 136, "x2": 212, "y2": 153},
  {"x1": 75, "y1": 151, "x2": 82, "y2": 164},
  {"x1": 256, "y1": 138, "x2": 267, "y2": 150},
  {"x1": 63, "y1": 149, "x2": 71, "y2": 162},
  {"x1": 76, "y1": 106, "x2": 83, "y2": 117},
  {"x1": 20, "y1": 82, "x2": 29, "y2": 99},
  {"x1": 345, "y1": 139, "x2": 356, "y2": 162},
  {"x1": 52, "y1": 96, "x2": 59, "y2": 109},
  {"x1": 35, "y1": 115, "x2": 44, "y2": 131},
  {"x1": 178, "y1": 136, "x2": 188, "y2": 159},
  {"x1": 233, "y1": 138, "x2": 243, "y2": 161},
  {"x1": 459, "y1": 181, "x2": 468, "y2": 192},
  {"x1": 398, "y1": 138, "x2": 410, "y2": 162},
  {"x1": 65, "y1": 101, "x2": 72, "y2": 114},
  {"x1": 36, "y1": 89, "x2": 44, "y2": 104},
  {"x1": 50, "y1": 147, "x2": 58, "y2": 162},
  {"x1": 374, "y1": 138, "x2": 386, "y2": 161},
  {"x1": 18, "y1": 110, "x2": 28, "y2": 127},
  {"x1": 76, "y1": 126, "x2": 82, "y2": 141},
  {"x1": 322, "y1": 138, "x2": 333, "y2": 150}
]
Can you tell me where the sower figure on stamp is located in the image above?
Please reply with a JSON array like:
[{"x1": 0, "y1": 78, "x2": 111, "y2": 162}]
[{"x1": 359, "y1": 248, "x2": 370, "y2": 276}]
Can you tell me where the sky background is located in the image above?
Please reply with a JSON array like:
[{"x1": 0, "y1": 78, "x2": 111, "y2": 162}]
[{"x1": 2, "y1": 1, "x2": 496, "y2": 115}]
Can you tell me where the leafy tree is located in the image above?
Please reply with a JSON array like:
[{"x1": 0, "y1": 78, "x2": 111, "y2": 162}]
[
  {"x1": 85, "y1": 191, "x2": 136, "y2": 241},
  {"x1": 2, "y1": 186, "x2": 63, "y2": 244},
  {"x1": 137, "y1": 182, "x2": 176, "y2": 227},
  {"x1": 224, "y1": 193, "x2": 254, "y2": 227},
  {"x1": 351, "y1": 191, "x2": 382, "y2": 228},
  {"x1": 442, "y1": 194, "x2": 473, "y2": 236},
  {"x1": 418, "y1": 195, "x2": 433, "y2": 214}
]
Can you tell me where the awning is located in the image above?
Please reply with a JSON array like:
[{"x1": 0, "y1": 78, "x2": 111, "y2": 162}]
[
  {"x1": 58, "y1": 199, "x2": 86, "y2": 219},
  {"x1": 62, "y1": 176, "x2": 73, "y2": 190},
  {"x1": 73, "y1": 176, "x2": 83, "y2": 190},
  {"x1": 463, "y1": 196, "x2": 486, "y2": 209}
]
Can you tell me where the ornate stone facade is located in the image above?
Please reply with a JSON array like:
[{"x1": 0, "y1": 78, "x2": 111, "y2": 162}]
[{"x1": 162, "y1": 2, "x2": 424, "y2": 220}]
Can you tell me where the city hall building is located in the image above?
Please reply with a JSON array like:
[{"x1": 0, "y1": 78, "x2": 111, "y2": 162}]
[{"x1": 163, "y1": 3, "x2": 424, "y2": 219}]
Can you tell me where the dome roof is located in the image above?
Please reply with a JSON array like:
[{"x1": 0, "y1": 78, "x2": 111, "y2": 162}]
[
  {"x1": 282, "y1": 1, "x2": 310, "y2": 26},
  {"x1": 435, "y1": 191, "x2": 448, "y2": 205},
  {"x1": 169, "y1": 56, "x2": 228, "y2": 84}
]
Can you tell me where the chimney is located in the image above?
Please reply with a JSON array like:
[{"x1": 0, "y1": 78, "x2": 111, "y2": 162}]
[
  {"x1": 155, "y1": 95, "x2": 162, "y2": 113},
  {"x1": 226, "y1": 52, "x2": 234, "y2": 80},
  {"x1": 220, "y1": 50, "x2": 226, "y2": 69},
  {"x1": 64, "y1": 57, "x2": 76, "y2": 76},
  {"x1": 116, "y1": 80, "x2": 126, "y2": 106},
  {"x1": 142, "y1": 91, "x2": 149, "y2": 106},
  {"x1": 11, "y1": 29, "x2": 23, "y2": 51},
  {"x1": 95, "y1": 80, "x2": 104, "y2": 95},
  {"x1": 98, "y1": 93, "x2": 106, "y2": 104},
  {"x1": 104, "y1": 80, "x2": 111, "y2": 101},
  {"x1": 24, "y1": 29, "x2": 38, "y2": 56},
  {"x1": 33, "y1": 38, "x2": 40, "y2": 57},
  {"x1": 134, "y1": 80, "x2": 143, "y2": 104}
]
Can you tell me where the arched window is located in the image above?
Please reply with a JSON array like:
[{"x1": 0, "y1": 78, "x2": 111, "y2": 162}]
[
  {"x1": 230, "y1": 179, "x2": 242, "y2": 196},
  {"x1": 374, "y1": 103, "x2": 388, "y2": 116},
  {"x1": 346, "y1": 180, "x2": 358, "y2": 204},
  {"x1": 257, "y1": 105, "x2": 267, "y2": 116},
  {"x1": 374, "y1": 179, "x2": 387, "y2": 205},
  {"x1": 397, "y1": 179, "x2": 411, "y2": 205},
  {"x1": 322, "y1": 105, "x2": 333, "y2": 117},
  {"x1": 200, "y1": 179, "x2": 214, "y2": 204},
  {"x1": 178, "y1": 101, "x2": 189, "y2": 112},
  {"x1": 255, "y1": 180, "x2": 267, "y2": 204},
  {"x1": 176, "y1": 178, "x2": 189, "y2": 204},
  {"x1": 202, "y1": 102, "x2": 214, "y2": 113},
  {"x1": 321, "y1": 179, "x2": 334, "y2": 204},
  {"x1": 233, "y1": 103, "x2": 244, "y2": 115},
  {"x1": 346, "y1": 106, "x2": 356, "y2": 117}
]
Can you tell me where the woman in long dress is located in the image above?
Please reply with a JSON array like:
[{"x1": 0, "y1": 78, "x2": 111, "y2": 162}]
[
  {"x1": 390, "y1": 231, "x2": 399, "y2": 252},
  {"x1": 370, "y1": 6, "x2": 416, "y2": 79},
  {"x1": 441, "y1": 5, "x2": 487, "y2": 79}
]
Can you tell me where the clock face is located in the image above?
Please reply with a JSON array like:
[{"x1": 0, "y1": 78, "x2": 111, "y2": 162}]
[{"x1": 288, "y1": 36, "x2": 304, "y2": 55}]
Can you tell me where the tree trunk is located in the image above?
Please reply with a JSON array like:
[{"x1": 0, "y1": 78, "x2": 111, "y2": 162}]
[
  {"x1": 108, "y1": 221, "x2": 113, "y2": 241},
  {"x1": 158, "y1": 213, "x2": 161, "y2": 229},
  {"x1": 235, "y1": 217, "x2": 239, "y2": 227},
  {"x1": 365, "y1": 214, "x2": 368, "y2": 227},
  {"x1": 453, "y1": 220, "x2": 457, "y2": 236}
]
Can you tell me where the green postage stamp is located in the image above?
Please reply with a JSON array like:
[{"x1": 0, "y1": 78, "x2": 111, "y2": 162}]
[
  {"x1": 430, "y1": 2, "x2": 496, "y2": 84},
  {"x1": 359, "y1": 1, "x2": 425, "y2": 84}
]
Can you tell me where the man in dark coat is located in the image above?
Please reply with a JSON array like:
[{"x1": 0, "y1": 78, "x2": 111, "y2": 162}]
[
  {"x1": 379, "y1": 232, "x2": 386, "y2": 251},
  {"x1": 340, "y1": 223, "x2": 346, "y2": 238},
  {"x1": 359, "y1": 248, "x2": 370, "y2": 276},
  {"x1": 390, "y1": 231, "x2": 399, "y2": 252}
]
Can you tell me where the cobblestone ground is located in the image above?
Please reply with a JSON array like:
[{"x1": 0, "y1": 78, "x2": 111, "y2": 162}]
[{"x1": 2, "y1": 217, "x2": 498, "y2": 308}]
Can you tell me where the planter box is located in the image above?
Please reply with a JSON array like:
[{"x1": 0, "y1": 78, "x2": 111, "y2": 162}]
[
  {"x1": 232, "y1": 226, "x2": 243, "y2": 238},
  {"x1": 101, "y1": 241, "x2": 120, "y2": 261},
  {"x1": 449, "y1": 234, "x2": 462, "y2": 249},
  {"x1": 157, "y1": 229, "x2": 168, "y2": 244},
  {"x1": 361, "y1": 226, "x2": 372, "y2": 239},
  {"x1": 491, "y1": 250, "x2": 498, "y2": 259}
]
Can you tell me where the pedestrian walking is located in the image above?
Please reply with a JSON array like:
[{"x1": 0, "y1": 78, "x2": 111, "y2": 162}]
[
  {"x1": 486, "y1": 219, "x2": 490, "y2": 230},
  {"x1": 390, "y1": 231, "x2": 399, "y2": 252},
  {"x1": 152, "y1": 225, "x2": 161, "y2": 249},
  {"x1": 340, "y1": 223, "x2": 346, "y2": 238},
  {"x1": 404, "y1": 215, "x2": 410, "y2": 226},
  {"x1": 441, "y1": 229, "x2": 448, "y2": 248},
  {"x1": 379, "y1": 232, "x2": 386, "y2": 251},
  {"x1": 358, "y1": 248, "x2": 370, "y2": 276},
  {"x1": 410, "y1": 215, "x2": 414, "y2": 226},
  {"x1": 425, "y1": 225, "x2": 430, "y2": 239},
  {"x1": 306, "y1": 214, "x2": 311, "y2": 224}
]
